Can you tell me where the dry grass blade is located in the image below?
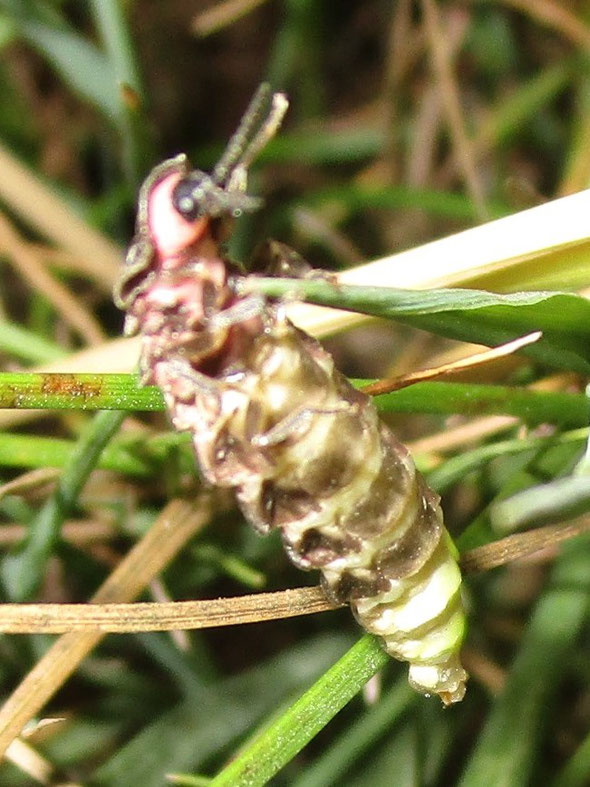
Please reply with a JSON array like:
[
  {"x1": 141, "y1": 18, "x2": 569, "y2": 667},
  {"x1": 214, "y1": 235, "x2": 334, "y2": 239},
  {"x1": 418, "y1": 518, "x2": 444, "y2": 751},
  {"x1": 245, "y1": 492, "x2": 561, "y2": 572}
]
[
  {"x1": 421, "y1": 0, "x2": 488, "y2": 219},
  {"x1": 0, "y1": 143, "x2": 120, "y2": 290},
  {"x1": 192, "y1": 0, "x2": 270, "y2": 35},
  {"x1": 0, "y1": 520, "x2": 115, "y2": 547},
  {"x1": 0, "y1": 495, "x2": 215, "y2": 759},
  {"x1": 558, "y1": 121, "x2": 590, "y2": 196},
  {"x1": 498, "y1": 0, "x2": 590, "y2": 49},
  {"x1": 461, "y1": 648, "x2": 507, "y2": 695},
  {"x1": 0, "y1": 468, "x2": 60, "y2": 500},
  {"x1": 362, "y1": 331, "x2": 542, "y2": 395},
  {"x1": 0, "y1": 586, "x2": 335, "y2": 634},
  {"x1": 408, "y1": 415, "x2": 518, "y2": 455},
  {"x1": 460, "y1": 515, "x2": 590, "y2": 574},
  {"x1": 0, "y1": 211, "x2": 105, "y2": 345},
  {"x1": 5, "y1": 737, "x2": 54, "y2": 785},
  {"x1": 383, "y1": 0, "x2": 421, "y2": 180},
  {"x1": 0, "y1": 514, "x2": 587, "y2": 636}
]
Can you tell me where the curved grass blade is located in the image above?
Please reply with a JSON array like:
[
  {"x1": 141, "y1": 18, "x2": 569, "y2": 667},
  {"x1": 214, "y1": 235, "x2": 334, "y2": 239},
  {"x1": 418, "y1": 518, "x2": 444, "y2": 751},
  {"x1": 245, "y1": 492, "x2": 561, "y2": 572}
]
[
  {"x1": 0, "y1": 320, "x2": 65, "y2": 364},
  {"x1": 246, "y1": 280, "x2": 590, "y2": 374},
  {"x1": 427, "y1": 429, "x2": 588, "y2": 495}
]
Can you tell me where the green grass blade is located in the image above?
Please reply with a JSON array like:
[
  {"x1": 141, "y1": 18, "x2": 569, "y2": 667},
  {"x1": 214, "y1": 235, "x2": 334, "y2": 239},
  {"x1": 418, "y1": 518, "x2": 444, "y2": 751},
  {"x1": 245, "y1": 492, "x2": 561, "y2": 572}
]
[
  {"x1": 89, "y1": 0, "x2": 152, "y2": 186},
  {"x1": 94, "y1": 634, "x2": 351, "y2": 787},
  {"x1": 0, "y1": 375, "x2": 586, "y2": 431},
  {"x1": 484, "y1": 61, "x2": 573, "y2": 147},
  {"x1": 0, "y1": 431, "x2": 153, "y2": 476},
  {"x1": 247, "y1": 281, "x2": 590, "y2": 373},
  {"x1": 89, "y1": 0, "x2": 142, "y2": 97},
  {"x1": 0, "y1": 372, "x2": 163, "y2": 410},
  {"x1": 209, "y1": 635, "x2": 388, "y2": 786},
  {"x1": 303, "y1": 183, "x2": 507, "y2": 222},
  {"x1": 428, "y1": 429, "x2": 587, "y2": 495},
  {"x1": 291, "y1": 676, "x2": 416, "y2": 787},
  {"x1": 0, "y1": 320, "x2": 65, "y2": 363},
  {"x1": 552, "y1": 735, "x2": 590, "y2": 787},
  {"x1": 374, "y1": 383, "x2": 588, "y2": 428},
  {"x1": 17, "y1": 19, "x2": 120, "y2": 119}
]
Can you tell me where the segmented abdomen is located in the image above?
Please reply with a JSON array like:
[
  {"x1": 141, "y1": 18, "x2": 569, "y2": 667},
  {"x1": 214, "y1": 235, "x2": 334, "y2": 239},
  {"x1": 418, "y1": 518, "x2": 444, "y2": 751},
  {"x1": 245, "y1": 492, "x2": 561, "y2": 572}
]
[{"x1": 140, "y1": 280, "x2": 467, "y2": 704}]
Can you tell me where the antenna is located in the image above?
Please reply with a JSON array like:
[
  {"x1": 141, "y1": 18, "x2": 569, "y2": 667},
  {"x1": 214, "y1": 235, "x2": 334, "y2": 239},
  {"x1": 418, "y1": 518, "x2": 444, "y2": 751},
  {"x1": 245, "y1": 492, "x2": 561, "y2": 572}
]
[
  {"x1": 212, "y1": 84, "x2": 288, "y2": 187},
  {"x1": 234, "y1": 92, "x2": 289, "y2": 173}
]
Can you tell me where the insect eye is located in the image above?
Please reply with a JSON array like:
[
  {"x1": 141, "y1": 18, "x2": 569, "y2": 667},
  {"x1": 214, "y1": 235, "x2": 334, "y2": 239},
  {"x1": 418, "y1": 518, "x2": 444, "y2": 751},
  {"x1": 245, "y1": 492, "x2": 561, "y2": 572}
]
[{"x1": 172, "y1": 174, "x2": 213, "y2": 220}]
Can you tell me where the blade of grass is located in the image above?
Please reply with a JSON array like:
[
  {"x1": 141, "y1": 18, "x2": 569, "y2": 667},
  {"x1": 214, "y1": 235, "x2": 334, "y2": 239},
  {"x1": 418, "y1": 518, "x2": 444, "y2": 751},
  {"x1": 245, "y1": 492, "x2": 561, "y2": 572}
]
[
  {"x1": 482, "y1": 61, "x2": 572, "y2": 148},
  {"x1": 302, "y1": 183, "x2": 507, "y2": 222},
  {"x1": 0, "y1": 372, "x2": 162, "y2": 411},
  {"x1": 279, "y1": 188, "x2": 590, "y2": 337},
  {"x1": 89, "y1": 0, "x2": 142, "y2": 97},
  {"x1": 0, "y1": 374, "x2": 586, "y2": 430},
  {"x1": 552, "y1": 734, "x2": 590, "y2": 787},
  {"x1": 0, "y1": 209, "x2": 106, "y2": 345},
  {"x1": 345, "y1": 719, "x2": 418, "y2": 787},
  {"x1": 422, "y1": 0, "x2": 488, "y2": 219},
  {"x1": 245, "y1": 281, "x2": 590, "y2": 374},
  {"x1": 0, "y1": 141, "x2": 121, "y2": 288},
  {"x1": 0, "y1": 431, "x2": 153, "y2": 477},
  {"x1": 438, "y1": 60, "x2": 574, "y2": 184},
  {"x1": 266, "y1": 0, "x2": 324, "y2": 119},
  {"x1": 0, "y1": 372, "x2": 588, "y2": 434},
  {"x1": 15, "y1": 18, "x2": 120, "y2": 120},
  {"x1": 291, "y1": 677, "x2": 416, "y2": 787},
  {"x1": 209, "y1": 635, "x2": 388, "y2": 786},
  {"x1": 427, "y1": 429, "x2": 588, "y2": 494},
  {"x1": 497, "y1": 0, "x2": 590, "y2": 49},
  {"x1": 374, "y1": 383, "x2": 588, "y2": 428},
  {"x1": 0, "y1": 321, "x2": 65, "y2": 363},
  {"x1": 192, "y1": 0, "x2": 270, "y2": 36},
  {"x1": 89, "y1": 0, "x2": 152, "y2": 187},
  {"x1": 491, "y1": 475, "x2": 590, "y2": 533}
]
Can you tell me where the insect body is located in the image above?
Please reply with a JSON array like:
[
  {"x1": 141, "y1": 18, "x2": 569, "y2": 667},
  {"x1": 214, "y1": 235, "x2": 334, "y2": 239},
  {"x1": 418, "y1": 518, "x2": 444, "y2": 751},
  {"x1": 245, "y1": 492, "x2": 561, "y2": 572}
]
[{"x1": 115, "y1": 85, "x2": 468, "y2": 704}]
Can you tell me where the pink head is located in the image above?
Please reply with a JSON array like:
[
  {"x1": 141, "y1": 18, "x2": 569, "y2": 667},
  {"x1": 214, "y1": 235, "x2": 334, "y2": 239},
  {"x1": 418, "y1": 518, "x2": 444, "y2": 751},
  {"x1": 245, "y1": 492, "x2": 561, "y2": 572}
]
[
  {"x1": 114, "y1": 84, "x2": 288, "y2": 311},
  {"x1": 147, "y1": 170, "x2": 209, "y2": 260}
]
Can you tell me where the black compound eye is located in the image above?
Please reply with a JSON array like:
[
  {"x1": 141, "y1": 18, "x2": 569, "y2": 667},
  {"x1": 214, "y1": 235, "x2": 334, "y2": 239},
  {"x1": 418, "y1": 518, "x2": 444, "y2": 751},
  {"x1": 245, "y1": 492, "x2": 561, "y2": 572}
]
[{"x1": 172, "y1": 174, "x2": 210, "y2": 220}]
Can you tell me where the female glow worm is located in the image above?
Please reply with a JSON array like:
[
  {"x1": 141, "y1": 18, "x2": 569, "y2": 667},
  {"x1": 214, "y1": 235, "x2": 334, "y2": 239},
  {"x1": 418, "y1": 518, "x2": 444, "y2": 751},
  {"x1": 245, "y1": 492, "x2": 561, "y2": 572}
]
[{"x1": 114, "y1": 85, "x2": 468, "y2": 704}]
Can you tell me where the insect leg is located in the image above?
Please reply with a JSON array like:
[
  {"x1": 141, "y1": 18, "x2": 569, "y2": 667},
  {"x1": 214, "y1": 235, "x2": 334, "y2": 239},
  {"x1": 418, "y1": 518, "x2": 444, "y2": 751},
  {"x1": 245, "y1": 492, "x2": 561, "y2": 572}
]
[
  {"x1": 157, "y1": 357, "x2": 223, "y2": 397},
  {"x1": 208, "y1": 294, "x2": 266, "y2": 331},
  {"x1": 251, "y1": 402, "x2": 355, "y2": 447},
  {"x1": 249, "y1": 239, "x2": 339, "y2": 287}
]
